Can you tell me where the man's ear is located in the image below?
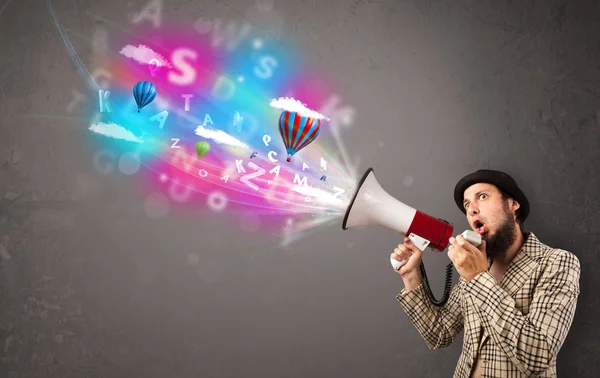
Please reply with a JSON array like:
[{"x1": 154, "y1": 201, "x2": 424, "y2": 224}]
[
  {"x1": 509, "y1": 198, "x2": 521, "y2": 217},
  {"x1": 512, "y1": 199, "x2": 521, "y2": 212}
]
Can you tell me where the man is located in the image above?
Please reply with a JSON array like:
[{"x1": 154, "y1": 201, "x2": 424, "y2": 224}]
[{"x1": 392, "y1": 169, "x2": 580, "y2": 377}]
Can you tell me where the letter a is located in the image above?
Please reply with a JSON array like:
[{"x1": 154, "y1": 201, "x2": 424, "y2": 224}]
[
  {"x1": 149, "y1": 110, "x2": 169, "y2": 129},
  {"x1": 269, "y1": 165, "x2": 280, "y2": 177},
  {"x1": 132, "y1": 0, "x2": 163, "y2": 28},
  {"x1": 203, "y1": 113, "x2": 214, "y2": 126}
]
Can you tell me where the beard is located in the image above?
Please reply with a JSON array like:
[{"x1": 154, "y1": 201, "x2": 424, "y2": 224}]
[{"x1": 482, "y1": 203, "x2": 518, "y2": 260}]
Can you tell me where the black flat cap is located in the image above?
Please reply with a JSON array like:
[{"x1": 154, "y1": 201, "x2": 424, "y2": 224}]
[{"x1": 454, "y1": 169, "x2": 530, "y2": 222}]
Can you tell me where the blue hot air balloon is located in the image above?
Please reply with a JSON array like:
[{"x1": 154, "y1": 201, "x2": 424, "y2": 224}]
[
  {"x1": 133, "y1": 81, "x2": 157, "y2": 112},
  {"x1": 278, "y1": 110, "x2": 321, "y2": 162}
]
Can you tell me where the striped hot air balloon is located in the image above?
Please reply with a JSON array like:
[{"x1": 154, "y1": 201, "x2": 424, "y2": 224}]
[
  {"x1": 278, "y1": 111, "x2": 321, "y2": 162},
  {"x1": 133, "y1": 81, "x2": 157, "y2": 113}
]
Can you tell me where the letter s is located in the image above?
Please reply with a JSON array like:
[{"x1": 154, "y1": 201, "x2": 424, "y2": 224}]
[
  {"x1": 168, "y1": 48, "x2": 197, "y2": 86},
  {"x1": 253, "y1": 56, "x2": 278, "y2": 80}
]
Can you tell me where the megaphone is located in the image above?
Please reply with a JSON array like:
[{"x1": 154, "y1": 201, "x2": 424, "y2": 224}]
[
  {"x1": 342, "y1": 168, "x2": 481, "y2": 306},
  {"x1": 343, "y1": 167, "x2": 454, "y2": 252}
]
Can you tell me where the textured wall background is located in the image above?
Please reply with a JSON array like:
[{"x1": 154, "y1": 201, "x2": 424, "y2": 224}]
[{"x1": 1, "y1": 0, "x2": 599, "y2": 377}]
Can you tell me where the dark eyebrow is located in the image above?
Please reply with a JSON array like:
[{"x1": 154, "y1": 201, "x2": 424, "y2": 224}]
[{"x1": 463, "y1": 191, "x2": 486, "y2": 206}]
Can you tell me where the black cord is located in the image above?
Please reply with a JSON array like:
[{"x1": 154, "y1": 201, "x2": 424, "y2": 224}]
[
  {"x1": 419, "y1": 257, "x2": 494, "y2": 308},
  {"x1": 419, "y1": 260, "x2": 454, "y2": 307}
]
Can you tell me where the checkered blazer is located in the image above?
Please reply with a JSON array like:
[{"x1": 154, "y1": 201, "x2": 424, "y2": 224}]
[{"x1": 396, "y1": 232, "x2": 580, "y2": 377}]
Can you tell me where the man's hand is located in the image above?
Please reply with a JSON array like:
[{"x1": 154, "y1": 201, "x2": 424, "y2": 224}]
[
  {"x1": 391, "y1": 237, "x2": 424, "y2": 291},
  {"x1": 447, "y1": 235, "x2": 488, "y2": 281}
]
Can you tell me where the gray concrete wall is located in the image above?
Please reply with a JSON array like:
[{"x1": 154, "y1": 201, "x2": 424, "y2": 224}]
[{"x1": 0, "y1": 0, "x2": 598, "y2": 377}]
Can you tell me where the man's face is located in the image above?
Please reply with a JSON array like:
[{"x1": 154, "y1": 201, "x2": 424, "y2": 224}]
[{"x1": 462, "y1": 183, "x2": 520, "y2": 259}]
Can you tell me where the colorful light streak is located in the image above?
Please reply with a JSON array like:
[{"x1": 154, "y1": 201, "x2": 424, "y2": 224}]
[{"x1": 46, "y1": 0, "x2": 361, "y2": 246}]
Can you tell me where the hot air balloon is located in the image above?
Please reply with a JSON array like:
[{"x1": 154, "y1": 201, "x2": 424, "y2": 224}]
[
  {"x1": 278, "y1": 111, "x2": 321, "y2": 162},
  {"x1": 133, "y1": 81, "x2": 157, "y2": 113},
  {"x1": 195, "y1": 140, "x2": 210, "y2": 158}
]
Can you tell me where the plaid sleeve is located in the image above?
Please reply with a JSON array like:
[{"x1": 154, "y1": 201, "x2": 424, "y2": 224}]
[
  {"x1": 396, "y1": 281, "x2": 464, "y2": 350},
  {"x1": 464, "y1": 249, "x2": 580, "y2": 376}
]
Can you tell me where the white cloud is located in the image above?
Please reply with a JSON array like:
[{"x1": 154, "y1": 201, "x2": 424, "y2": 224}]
[
  {"x1": 269, "y1": 97, "x2": 330, "y2": 120},
  {"x1": 89, "y1": 122, "x2": 142, "y2": 143},
  {"x1": 291, "y1": 185, "x2": 344, "y2": 208},
  {"x1": 119, "y1": 44, "x2": 172, "y2": 68},
  {"x1": 193, "y1": 125, "x2": 249, "y2": 149}
]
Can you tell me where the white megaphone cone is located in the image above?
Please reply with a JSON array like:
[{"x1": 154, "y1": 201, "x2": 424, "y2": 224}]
[{"x1": 342, "y1": 168, "x2": 480, "y2": 270}]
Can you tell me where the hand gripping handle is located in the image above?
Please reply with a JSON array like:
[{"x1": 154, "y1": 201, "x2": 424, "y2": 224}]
[{"x1": 391, "y1": 230, "x2": 481, "y2": 270}]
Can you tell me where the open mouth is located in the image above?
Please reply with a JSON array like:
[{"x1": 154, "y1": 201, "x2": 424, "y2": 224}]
[{"x1": 474, "y1": 220, "x2": 487, "y2": 234}]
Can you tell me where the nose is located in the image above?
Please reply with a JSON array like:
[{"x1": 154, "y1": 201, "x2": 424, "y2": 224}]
[{"x1": 468, "y1": 204, "x2": 479, "y2": 216}]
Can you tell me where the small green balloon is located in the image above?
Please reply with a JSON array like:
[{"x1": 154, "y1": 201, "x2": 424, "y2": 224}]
[{"x1": 195, "y1": 140, "x2": 210, "y2": 158}]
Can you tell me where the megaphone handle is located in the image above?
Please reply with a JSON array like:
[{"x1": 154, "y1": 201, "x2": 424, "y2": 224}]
[
  {"x1": 390, "y1": 231, "x2": 481, "y2": 271},
  {"x1": 390, "y1": 233, "x2": 430, "y2": 270},
  {"x1": 391, "y1": 257, "x2": 407, "y2": 271}
]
